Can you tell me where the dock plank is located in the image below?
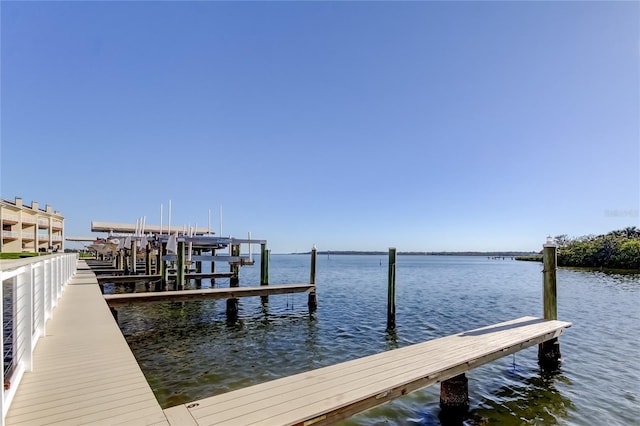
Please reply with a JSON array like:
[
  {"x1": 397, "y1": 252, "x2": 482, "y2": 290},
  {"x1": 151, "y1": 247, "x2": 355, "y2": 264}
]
[
  {"x1": 104, "y1": 284, "x2": 315, "y2": 306},
  {"x1": 169, "y1": 316, "x2": 570, "y2": 426}
]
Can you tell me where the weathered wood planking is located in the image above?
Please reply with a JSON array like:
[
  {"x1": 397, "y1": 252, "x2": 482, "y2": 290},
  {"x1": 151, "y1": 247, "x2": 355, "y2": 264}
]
[
  {"x1": 5, "y1": 261, "x2": 168, "y2": 426},
  {"x1": 104, "y1": 284, "x2": 315, "y2": 306},
  {"x1": 166, "y1": 316, "x2": 571, "y2": 426}
]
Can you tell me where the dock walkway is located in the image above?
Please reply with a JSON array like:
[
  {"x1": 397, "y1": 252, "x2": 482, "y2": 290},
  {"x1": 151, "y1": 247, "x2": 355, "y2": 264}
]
[
  {"x1": 4, "y1": 260, "x2": 571, "y2": 426},
  {"x1": 104, "y1": 284, "x2": 315, "y2": 306},
  {"x1": 164, "y1": 316, "x2": 571, "y2": 426},
  {"x1": 4, "y1": 261, "x2": 168, "y2": 426}
]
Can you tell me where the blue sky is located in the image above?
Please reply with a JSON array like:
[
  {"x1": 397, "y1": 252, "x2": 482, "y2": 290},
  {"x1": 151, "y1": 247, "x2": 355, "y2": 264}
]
[{"x1": 1, "y1": 1, "x2": 638, "y2": 253}]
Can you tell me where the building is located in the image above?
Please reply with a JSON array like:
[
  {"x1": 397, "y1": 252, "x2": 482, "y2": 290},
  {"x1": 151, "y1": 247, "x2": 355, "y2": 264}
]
[{"x1": 0, "y1": 197, "x2": 64, "y2": 253}]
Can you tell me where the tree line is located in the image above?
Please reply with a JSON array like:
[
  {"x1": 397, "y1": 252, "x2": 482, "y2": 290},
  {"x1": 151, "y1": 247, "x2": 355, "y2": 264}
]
[{"x1": 552, "y1": 227, "x2": 640, "y2": 270}]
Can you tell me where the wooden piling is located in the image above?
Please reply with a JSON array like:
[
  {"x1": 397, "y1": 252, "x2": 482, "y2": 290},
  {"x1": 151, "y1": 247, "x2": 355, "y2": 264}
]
[
  {"x1": 177, "y1": 241, "x2": 185, "y2": 290},
  {"x1": 145, "y1": 241, "x2": 152, "y2": 275},
  {"x1": 117, "y1": 250, "x2": 124, "y2": 271},
  {"x1": 539, "y1": 239, "x2": 561, "y2": 368},
  {"x1": 210, "y1": 248, "x2": 216, "y2": 287},
  {"x1": 260, "y1": 244, "x2": 269, "y2": 303},
  {"x1": 130, "y1": 240, "x2": 137, "y2": 274},
  {"x1": 387, "y1": 247, "x2": 397, "y2": 331},
  {"x1": 308, "y1": 245, "x2": 317, "y2": 312},
  {"x1": 196, "y1": 250, "x2": 202, "y2": 273},
  {"x1": 227, "y1": 244, "x2": 241, "y2": 318},
  {"x1": 440, "y1": 373, "x2": 469, "y2": 413},
  {"x1": 226, "y1": 297, "x2": 239, "y2": 320},
  {"x1": 158, "y1": 243, "x2": 166, "y2": 282},
  {"x1": 230, "y1": 244, "x2": 240, "y2": 287}
]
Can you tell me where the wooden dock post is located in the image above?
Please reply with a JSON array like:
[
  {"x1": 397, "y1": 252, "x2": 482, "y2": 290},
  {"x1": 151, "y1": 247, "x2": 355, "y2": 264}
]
[
  {"x1": 387, "y1": 247, "x2": 396, "y2": 331},
  {"x1": 210, "y1": 248, "x2": 216, "y2": 287},
  {"x1": 176, "y1": 241, "x2": 185, "y2": 290},
  {"x1": 260, "y1": 243, "x2": 269, "y2": 303},
  {"x1": 117, "y1": 250, "x2": 124, "y2": 271},
  {"x1": 439, "y1": 373, "x2": 469, "y2": 415},
  {"x1": 539, "y1": 237, "x2": 561, "y2": 369},
  {"x1": 226, "y1": 298, "x2": 239, "y2": 320},
  {"x1": 130, "y1": 240, "x2": 137, "y2": 274},
  {"x1": 196, "y1": 249, "x2": 202, "y2": 273},
  {"x1": 308, "y1": 245, "x2": 318, "y2": 312},
  {"x1": 158, "y1": 242, "x2": 167, "y2": 290},
  {"x1": 230, "y1": 244, "x2": 240, "y2": 287},
  {"x1": 145, "y1": 241, "x2": 152, "y2": 275},
  {"x1": 227, "y1": 244, "x2": 240, "y2": 318}
]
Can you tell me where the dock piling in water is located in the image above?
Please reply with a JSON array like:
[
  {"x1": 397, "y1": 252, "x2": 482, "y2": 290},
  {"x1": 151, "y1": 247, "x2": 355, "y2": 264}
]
[
  {"x1": 230, "y1": 244, "x2": 240, "y2": 287},
  {"x1": 260, "y1": 244, "x2": 269, "y2": 303},
  {"x1": 308, "y1": 245, "x2": 318, "y2": 312},
  {"x1": 176, "y1": 241, "x2": 185, "y2": 290},
  {"x1": 145, "y1": 241, "x2": 152, "y2": 275},
  {"x1": 439, "y1": 373, "x2": 469, "y2": 414},
  {"x1": 227, "y1": 245, "x2": 241, "y2": 318},
  {"x1": 387, "y1": 247, "x2": 397, "y2": 331},
  {"x1": 130, "y1": 240, "x2": 137, "y2": 274},
  {"x1": 539, "y1": 238, "x2": 561, "y2": 369}
]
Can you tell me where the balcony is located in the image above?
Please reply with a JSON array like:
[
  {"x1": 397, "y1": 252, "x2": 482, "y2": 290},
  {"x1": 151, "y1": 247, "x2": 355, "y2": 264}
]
[
  {"x1": 21, "y1": 216, "x2": 36, "y2": 225},
  {"x1": 22, "y1": 232, "x2": 35, "y2": 241},
  {"x1": 52, "y1": 221, "x2": 63, "y2": 230},
  {"x1": 2, "y1": 230, "x2": 18, "y2": 240},
  {"x1": 38, "y1": 218, "x2": 50, "y2": 228},
  {"x1": 2, "y1": 213, "x2": 19, "y2": 224}
]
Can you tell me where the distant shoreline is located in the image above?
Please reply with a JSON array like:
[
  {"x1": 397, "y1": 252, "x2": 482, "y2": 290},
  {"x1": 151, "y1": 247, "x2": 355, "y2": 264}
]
[{"x1": 291, "y1": 250, "x2": 537, "y2": 257}]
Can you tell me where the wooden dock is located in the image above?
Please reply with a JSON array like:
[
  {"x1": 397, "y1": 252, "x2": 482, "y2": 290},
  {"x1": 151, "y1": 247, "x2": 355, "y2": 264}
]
[
  {"x1": 96, "y1": 272, "x2": 235, "y2": 284},
  {"x1": 104, "y1": 284, "x2": 315, "y2": 306},
  {"x1": 163, "y1": 316, "x2": 571, "y2": 426},
  {"x1": 4, "y1": 261, "x2": 168, "y2": 426},
  {"x1": 4, "y1": 244, "x2": 572, "y2": 426}
]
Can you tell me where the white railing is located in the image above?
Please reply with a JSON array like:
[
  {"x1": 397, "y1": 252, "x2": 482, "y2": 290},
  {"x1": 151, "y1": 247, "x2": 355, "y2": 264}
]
[
  {"x1": 1, "y1": 232, "x2": 18, "y2": 239},
  {"x1": 20, "y1": 217, "x2": 35, "y2": 225},
  {"x1": 0, "y1": 253, "x2": 77, "y2": 424}
]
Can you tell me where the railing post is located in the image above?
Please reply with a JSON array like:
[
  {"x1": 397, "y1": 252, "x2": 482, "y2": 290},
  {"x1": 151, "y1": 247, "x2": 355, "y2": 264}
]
[
  {"x1": 19, "y1": 264, "x2": 34, "y2": 373},
  {"x1": 387, "y1": 248, "x2": 397, "y2": 331},
  {"x1": 44, "y1": 259, "x2": 52, "y2": 320},
  {"x1": 36, "y1": 262, "x2": 46, "y2": 339},
  {"x1": 539, "y1": 237, "x2": 561, "y2": 369}
]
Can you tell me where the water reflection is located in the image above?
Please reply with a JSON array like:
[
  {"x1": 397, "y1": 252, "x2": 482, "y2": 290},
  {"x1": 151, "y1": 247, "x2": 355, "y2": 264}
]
[
  {"x1": 385, "y1": 329, "x2": 399, "y2": 350},
  {"x1": 470, "y1": 368, "x2": 574, "y2": 425},
  {"x1": 113, "y1": 255, "x2": 639, "y2": 425}
]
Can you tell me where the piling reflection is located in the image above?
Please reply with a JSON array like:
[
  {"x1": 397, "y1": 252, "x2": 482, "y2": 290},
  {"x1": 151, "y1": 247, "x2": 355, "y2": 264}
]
[
  {"x1": 385, "y1": 329, "x2": 399, "y2": 350},
  {"x1": 468, "y1": 368, "x2": 574, "y2": 425}
]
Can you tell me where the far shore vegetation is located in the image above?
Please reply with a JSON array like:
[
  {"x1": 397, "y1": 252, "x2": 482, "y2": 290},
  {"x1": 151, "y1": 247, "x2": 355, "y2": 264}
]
[
  {"x1": 516, "y1": 227, "x2": 640, "y2": 271},
  {"x1": 296, "y1": 250, "x2": 537, "y2": 257}
]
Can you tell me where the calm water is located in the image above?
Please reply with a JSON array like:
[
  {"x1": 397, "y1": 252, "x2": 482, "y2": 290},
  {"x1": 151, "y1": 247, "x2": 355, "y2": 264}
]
[{"x1": 109, "y1": 255, "x2": 640, "y2": 425}]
